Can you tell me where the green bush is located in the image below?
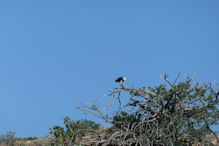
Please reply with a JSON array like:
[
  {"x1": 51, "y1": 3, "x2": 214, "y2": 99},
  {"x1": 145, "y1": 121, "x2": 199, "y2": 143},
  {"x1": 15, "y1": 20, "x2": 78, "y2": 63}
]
[{"x1": 50, "y1": 117, "x2": 100, "y2": 145}]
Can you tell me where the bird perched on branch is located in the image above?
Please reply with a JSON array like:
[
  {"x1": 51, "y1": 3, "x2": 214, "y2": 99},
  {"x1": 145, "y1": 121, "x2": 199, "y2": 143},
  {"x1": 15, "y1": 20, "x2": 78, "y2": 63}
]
[{"x1": 115, "y1": 77, "x2": 126, "y2": 88}]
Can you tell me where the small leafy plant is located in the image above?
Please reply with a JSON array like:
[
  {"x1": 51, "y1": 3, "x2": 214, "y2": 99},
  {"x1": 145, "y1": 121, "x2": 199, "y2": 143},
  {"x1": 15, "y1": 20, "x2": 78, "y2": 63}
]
[
  {"x1": 0, "y1": 131, "x2": 16, "y2": 145},
  {"x1": 50, "y1": 117, "x2": 100, "y2": 145}
]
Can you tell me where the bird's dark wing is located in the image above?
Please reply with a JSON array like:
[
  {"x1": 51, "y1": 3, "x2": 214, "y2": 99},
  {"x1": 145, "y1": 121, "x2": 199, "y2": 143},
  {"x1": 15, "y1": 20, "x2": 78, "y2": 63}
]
[{"x1": 115, "y1": 77, "x2": 123, "y2": 82}]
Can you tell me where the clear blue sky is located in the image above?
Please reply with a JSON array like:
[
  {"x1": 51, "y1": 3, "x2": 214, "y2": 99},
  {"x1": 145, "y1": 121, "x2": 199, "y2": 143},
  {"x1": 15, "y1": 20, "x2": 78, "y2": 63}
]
[{"x1": 0, "y1": 0, "x2": 218, "y2": 137}]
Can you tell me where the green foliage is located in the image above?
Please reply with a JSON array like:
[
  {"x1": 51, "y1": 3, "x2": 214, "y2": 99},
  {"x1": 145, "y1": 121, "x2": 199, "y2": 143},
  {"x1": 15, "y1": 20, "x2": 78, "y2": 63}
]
[
  {"x1": 50, "y1": 117, "x2": 100, "y2": 145},
  {"x1": 0, "y1": 131, "x2": 15, "y2": 145}
]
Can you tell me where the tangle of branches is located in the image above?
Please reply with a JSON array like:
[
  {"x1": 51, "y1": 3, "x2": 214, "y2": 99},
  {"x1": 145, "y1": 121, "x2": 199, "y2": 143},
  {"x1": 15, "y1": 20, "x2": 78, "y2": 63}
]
[{"x1": 75, "y1": 73, "x2": 219, "y2": 146}]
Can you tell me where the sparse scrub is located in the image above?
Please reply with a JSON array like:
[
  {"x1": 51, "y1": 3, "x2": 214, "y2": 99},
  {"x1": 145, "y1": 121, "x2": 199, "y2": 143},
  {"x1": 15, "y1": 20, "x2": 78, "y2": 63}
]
[{"x1": 15, "y1": 136, "x2": 38, "y2": 141}]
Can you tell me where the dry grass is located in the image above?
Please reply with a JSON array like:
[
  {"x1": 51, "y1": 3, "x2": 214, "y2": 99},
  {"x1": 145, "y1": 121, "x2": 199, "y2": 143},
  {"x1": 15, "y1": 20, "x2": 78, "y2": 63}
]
[{"x1": 0, "y1": 133, "x2": 218, "y2": 146}]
